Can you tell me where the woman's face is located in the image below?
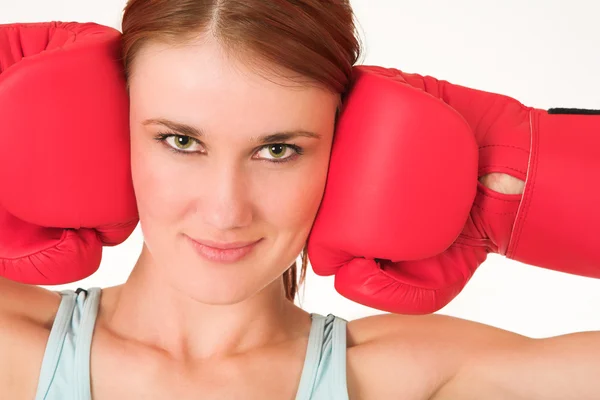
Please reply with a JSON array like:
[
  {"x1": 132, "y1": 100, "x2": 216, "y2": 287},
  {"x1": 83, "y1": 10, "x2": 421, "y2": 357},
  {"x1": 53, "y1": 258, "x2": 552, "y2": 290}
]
[{"x1": 128, "y1": 37, "x2": 339, "y2": 304}]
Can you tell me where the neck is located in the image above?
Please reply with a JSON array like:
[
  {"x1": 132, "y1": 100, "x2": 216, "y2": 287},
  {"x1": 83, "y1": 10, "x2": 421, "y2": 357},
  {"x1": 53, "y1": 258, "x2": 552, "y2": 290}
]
[{"x1": 98, "y1": 249, "x2": 311, "y2": 362}]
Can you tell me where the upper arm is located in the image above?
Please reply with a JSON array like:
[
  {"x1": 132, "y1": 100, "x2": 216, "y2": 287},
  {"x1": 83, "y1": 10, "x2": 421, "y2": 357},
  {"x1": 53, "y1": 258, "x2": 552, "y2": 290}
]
[
  {"x1": 349, "y1": 313, "x2": 600, "y2": 400},
  {"x1": 0, "y1": 276, "x2": 61, "y2": 398},
  {"x1": 434, "y1": 331, "x2": 600, "y2": 400}
]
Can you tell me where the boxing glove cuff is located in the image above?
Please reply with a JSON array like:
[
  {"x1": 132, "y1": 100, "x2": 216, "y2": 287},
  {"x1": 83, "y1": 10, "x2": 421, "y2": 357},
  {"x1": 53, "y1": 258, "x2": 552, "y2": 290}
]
[{"x1": 507, "y1": 108, "x2": 600, "y2": 276}]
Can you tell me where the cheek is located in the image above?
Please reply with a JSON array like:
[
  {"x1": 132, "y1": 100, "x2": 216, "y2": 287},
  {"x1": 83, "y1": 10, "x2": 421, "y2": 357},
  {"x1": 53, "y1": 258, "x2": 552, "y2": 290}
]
[
  {"x1": 258, "y1": 157, "x2": 329, "y2": 232},
  {"x1": 130, "y1": 134, "x2": 191, "y2": 224}
]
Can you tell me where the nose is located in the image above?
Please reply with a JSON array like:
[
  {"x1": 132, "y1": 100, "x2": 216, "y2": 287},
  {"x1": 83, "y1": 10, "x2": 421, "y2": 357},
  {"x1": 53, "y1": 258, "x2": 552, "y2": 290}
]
[{"x1": 200, "y1": 163, "x2": 253, "y2": 230}]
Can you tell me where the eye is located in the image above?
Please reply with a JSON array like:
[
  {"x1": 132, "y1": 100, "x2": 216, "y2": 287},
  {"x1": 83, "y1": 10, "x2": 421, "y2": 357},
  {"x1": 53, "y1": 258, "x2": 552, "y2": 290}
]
[
  {"x1": 153, "y1": 133, "x2": 204, "y2": 154},
  {"x1": 255, "y1": 144, "x2": 298, "y2": 162},
  {"x1": 167, "y1": 135, "x2": 201, "y2": 152}
]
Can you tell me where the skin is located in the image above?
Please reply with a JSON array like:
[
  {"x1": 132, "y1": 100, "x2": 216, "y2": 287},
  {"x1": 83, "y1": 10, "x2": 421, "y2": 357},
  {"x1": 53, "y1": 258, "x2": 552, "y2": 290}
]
[
  {"x1": 7, "y1": 34, "x2": 596, "y2": 400},
  {"x1": 105, "y1": 36, "x2": 338, "y2": 361}
]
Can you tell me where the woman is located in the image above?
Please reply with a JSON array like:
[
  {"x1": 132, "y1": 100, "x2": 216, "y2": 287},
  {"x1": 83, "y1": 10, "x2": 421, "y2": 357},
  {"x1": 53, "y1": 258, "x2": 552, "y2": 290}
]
[{"x1": 1, "y1": 1, "x2": 598, "y2": 399}]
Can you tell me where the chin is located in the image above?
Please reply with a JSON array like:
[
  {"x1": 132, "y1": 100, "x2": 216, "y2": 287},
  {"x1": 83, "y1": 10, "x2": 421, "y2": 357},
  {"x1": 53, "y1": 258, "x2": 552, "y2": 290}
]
[
  {"x1": 151, "y1": 238, "x2": 289, "y2": 305},
  {"x1": 169, "y1": 266, "x2": 265, "y2": 306}
]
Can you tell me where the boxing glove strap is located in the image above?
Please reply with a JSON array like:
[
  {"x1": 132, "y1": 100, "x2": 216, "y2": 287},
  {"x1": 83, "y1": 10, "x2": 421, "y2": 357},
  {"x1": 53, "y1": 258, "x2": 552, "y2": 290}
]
[{"x1": 507, "y1": 108, "x2": 600, "y2": 276}]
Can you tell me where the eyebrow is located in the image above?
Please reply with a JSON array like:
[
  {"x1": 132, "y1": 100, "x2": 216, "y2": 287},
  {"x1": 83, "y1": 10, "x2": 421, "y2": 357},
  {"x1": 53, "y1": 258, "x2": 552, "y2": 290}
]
[{"x1": 142, "y1": 118, "x2": 321, "y2": 144}]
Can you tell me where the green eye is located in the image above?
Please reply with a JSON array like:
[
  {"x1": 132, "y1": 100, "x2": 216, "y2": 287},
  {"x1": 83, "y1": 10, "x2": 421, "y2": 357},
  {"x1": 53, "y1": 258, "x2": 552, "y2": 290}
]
[
  {"x1": 174, "y1": 135, "x2": 194, "y2": 150},
  {"x1": 268, "y1": 144, "x2": 286, "y2": 158}
]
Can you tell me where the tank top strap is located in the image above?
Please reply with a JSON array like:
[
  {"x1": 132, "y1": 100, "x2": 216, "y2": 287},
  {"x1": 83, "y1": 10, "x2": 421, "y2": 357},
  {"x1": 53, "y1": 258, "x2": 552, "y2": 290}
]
[
  {"x1": 34, "y1": 287, "x2": 101, "y2": 400},
  {"x1": 295, "y1": 313, "x2": 349, "y2": 400}
]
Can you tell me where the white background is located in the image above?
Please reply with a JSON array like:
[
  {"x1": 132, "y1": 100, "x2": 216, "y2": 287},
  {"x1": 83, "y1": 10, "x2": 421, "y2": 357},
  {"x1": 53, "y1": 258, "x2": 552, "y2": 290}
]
[{"x1": 2, "y1": 0, "x2": 599, "y2": 338}]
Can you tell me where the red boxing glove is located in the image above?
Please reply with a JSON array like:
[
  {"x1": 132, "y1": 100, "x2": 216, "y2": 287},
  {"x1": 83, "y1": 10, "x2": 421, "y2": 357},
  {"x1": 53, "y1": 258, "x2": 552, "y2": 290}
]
[
  {"x1": 0, "y1": 22, "x2": 138, "y2": 284},
  {"x1": 308, "y1": 65, "x2": 600, "y2": 314}
]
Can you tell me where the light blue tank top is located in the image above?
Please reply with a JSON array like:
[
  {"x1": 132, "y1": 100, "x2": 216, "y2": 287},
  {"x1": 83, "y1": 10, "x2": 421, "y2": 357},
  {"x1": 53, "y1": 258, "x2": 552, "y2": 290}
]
[{"x1": 34, "y1": 288, "x2": 349, "y2": 399}]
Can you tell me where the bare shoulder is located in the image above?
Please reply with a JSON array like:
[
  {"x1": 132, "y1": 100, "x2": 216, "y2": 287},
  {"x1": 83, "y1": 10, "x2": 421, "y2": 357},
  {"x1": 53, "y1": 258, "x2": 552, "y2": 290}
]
[
  {"x1": 345, "y1": 313, "x2": 458, "y2": 400},
  {"x1": 0, "y1": 276, "x2": 62, "y2": 399},
  {"x1": 0, "y1": 276, "x2": 62, "y2": 322},
  {"x1": 345, "y1": 313, "x2": 528, "y2": 400}
]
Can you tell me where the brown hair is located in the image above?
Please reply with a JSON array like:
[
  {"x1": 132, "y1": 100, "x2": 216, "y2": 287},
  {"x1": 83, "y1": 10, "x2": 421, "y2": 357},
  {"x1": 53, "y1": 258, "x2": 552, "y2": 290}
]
[{"x1": 120, "y1": 0, "x2": 362, "y2": 301}]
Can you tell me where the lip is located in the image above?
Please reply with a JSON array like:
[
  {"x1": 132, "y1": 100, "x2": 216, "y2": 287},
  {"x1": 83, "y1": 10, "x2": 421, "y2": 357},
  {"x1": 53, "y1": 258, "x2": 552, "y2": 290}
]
[
  {"x1": 191, "y1": 238, "x2": 260, "y2": 250},
  {"x1": 187, "y1": 236, "x2": 262, "y2": 263}
]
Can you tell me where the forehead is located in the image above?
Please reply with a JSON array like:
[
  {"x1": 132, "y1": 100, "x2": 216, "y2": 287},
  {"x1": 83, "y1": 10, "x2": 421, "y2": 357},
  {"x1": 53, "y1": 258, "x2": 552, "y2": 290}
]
[{"x1": 128, "y1": 38, "x2": 337, "y2": 134}]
